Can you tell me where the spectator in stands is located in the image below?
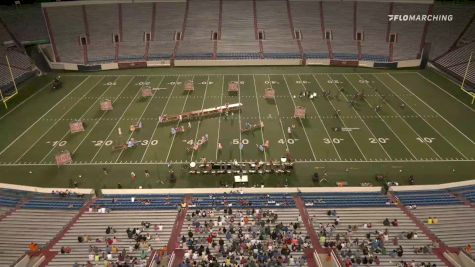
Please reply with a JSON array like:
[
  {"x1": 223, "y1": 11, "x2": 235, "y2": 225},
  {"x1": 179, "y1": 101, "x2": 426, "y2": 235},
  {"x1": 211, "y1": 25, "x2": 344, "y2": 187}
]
[
  {"x1": 396, "y1": 245, "x2": 404, "y2": 257},
  {"x1": 465, "y1": 244, "x2": 472, "y2": 254},
  {"x1": 28, "y1": 242, "x2": 39, "y2": 252},
  {"x1": 427, "y1": 217, "x2": 433, "y2": 224}
]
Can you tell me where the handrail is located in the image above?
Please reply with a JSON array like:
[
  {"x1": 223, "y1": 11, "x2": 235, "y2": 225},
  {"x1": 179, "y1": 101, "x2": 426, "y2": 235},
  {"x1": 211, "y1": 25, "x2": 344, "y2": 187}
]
[
  {"x1": 147, "y1": 249, "x2": 158, "y2": 267},
  {"x1": 167, "y1": 252, "x2": 175, "y2": 267},
  {"x1": 313, "y1": 250, "x2": 323, "y2": 267},
  {"x1": 331, "y1": 249, "x2": 342, "y2": 267}
]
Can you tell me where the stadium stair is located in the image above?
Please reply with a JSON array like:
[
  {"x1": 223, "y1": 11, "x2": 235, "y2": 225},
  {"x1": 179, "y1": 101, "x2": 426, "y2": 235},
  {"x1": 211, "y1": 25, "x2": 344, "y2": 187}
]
[
  {"x1": 252, "y1": 0, "x2": 264, "y2": 59},
  {"x1": 319, "y1": 2, "x2": 332, "y2": 59},
  {"x1": 151, "y1": 3, "x2": 157, "y2": 41},
  {"x1": 38, "y1": 198, "x2": 96, "y2": 266},
  {"x1": 166, "y1": 195, "x2": 191, "y2": 254},
  {"x1": 42, "y1": 8, "x2": 60, "y2": 62},
  {"x1": 172, "y1": 0, "x2": 190, "y2": 62},
  {"x1": 0, "y1": 196, "x2": 28, "y2": 222},
  {"x1": 82, "y1": 5, "x2": 90, "y2": 65},
  {"x1": 37, "y1": 250, "x2": 58, "y2": 267},
  {"x1": 286, "y1": 0, "x2": 303, "y2": 61},
  {"x1": 418, "y1": 4, "x2": 433, "y2": 58},
  {"x1": 303, "y1": 248, "x2": 318, "y2": 267},
  {"x1": 448, "y1": 13, "x2": 475, "y2": 53},
  {"x1": 388, "y1": 192, "x2": 459, "y2": 267},
  {"x1": 449, "y1": 191, "x2": 475, "y2": 209},
  {"x1": 170, "y1": 248, "x2": 185, "y2": 267},
  {"x1": 293, "y1": 195, "x2": 343, "y2": 266},
  {"x1": 82, "y1": 45, "x2": 88, "y2": 65},
  {"x1": 386, "y1": 3, "x2": 394, "y2": 61},
  {"x1": 389, "y1": 42, "x2": 394, "y2": 62},
  {"x1": 213, "y1": 0, "x2": 223, "y2": 60}
]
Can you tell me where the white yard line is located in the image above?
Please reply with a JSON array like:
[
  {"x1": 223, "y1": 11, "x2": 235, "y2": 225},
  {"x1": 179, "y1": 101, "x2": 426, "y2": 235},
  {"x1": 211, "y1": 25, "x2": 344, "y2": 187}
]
[
  {"x1": 165, "y1": 75, "x2": 194, "y2": 163},
  {"x1": 297, "y1": 74, "x2": 341, "y2": 161},
  {"x1": 0, "y1": 76, "x2": 91, "y2": 157},
  {"x1": 140, "y1": 75, "x2": 181, "y2": 163},
  {"x1": 0, "y1": 81, "x2": 53, "y2": 121},
  {"x1": 251, "y1": 75, "x2": 267, "y2": 162},
  {"x1": 1, "y1": 158, "x2": 474, "y2": 166},
  {"x1": 416, "y1": 72, "x2": 475, "y2": 113},
  {"x1": 90, "y1": 78, "x2": 146, "y2": 162},
  {"x1": 327, "y1": 74, "x2": 392, "y2": 160},
  {"x1": 389, "y1": 73, "x2": 475, "y2": 145},
  {"x1": 311, "y1": 74, "x2": 368, "y2": 161},
  {"x1": 190, "y1": 75, "x2": 210, "y2": 162},
  {"x1": 266, "y1": 74, "x2": 290, "y2": 153},
  {"x1": 237, "y1": 74, "x2": 243, "y2": 162},
  {"x1": 39, "y1": 76, "x2": 122, "y2": 163},
  {"x1": 282, "y1": 75, "x2": 317, "y2": 161},
  {"x1": 13, "y1": 77, "x2": 101, "y2": 164},
  {"x1": 71, "y1": 77, "x2": 134, "y2": 155},
  {"x1": 215, "y1": 75, "x2": 225, "y2": 161},
  {"x1": 114, "y1": 76, "x2": 165, "y2": 163},
  {"x1": 368, "y1": 74, "x2": 443, "y2": 160},
  {"x1": 375, "y1": 74, "x2": 468, "y2": 160},
  {"x1": 345, "y1": 74, "x2": 417, "y2": 160}
]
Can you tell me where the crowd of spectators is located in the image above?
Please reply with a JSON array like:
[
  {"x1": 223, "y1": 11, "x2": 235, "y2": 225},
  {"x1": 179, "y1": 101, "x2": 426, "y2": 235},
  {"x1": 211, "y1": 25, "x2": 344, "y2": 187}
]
[
  {"x1": 316, "y1": 209, "x2": 438, "y2": 267},
  {"x1": 74, "y1": 221, "x2": 167, "y2": 266},
  {"x1": 178, "y1": 207, "x2": 311, "y2": 266}
]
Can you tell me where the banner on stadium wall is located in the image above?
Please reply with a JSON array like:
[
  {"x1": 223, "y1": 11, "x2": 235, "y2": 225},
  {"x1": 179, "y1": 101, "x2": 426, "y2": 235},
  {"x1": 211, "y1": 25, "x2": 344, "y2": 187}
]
[
  {"x1": 77, "y1": 64, "x2": 101, "y2": 72},
  {"x1": 118, "y1": 62, "x2": 147, "y2": 69},
  {"x1": 330, "y1": 60, "x2": 359, "y2": 67},
  {"x1": 374, "y1": 62, "x2": 398, "y2": 69}
]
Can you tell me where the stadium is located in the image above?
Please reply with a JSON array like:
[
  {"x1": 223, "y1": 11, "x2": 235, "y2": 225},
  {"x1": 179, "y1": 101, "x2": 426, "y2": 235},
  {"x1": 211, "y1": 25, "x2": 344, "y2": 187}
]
[{"x1": 0, "y1": 0, "x2": 474, "y2": 266}]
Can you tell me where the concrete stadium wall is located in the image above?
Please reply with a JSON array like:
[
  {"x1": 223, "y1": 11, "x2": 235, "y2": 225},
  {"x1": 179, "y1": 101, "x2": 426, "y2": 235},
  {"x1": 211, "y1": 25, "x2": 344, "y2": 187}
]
[
  {"x1": 101, "y1": 62, "x2": 119, "y2": 70},
  {"x1": 38, "y1": 44, "x2": 422, "y2": 70},
  {"x1": 174, "y1": 59, "x2": 302, "y2": 66},
  {"x1": 102, "y1": 186, "x2": 383, "y2": 195},
  {"x1": 306, "y1": 59, "x2": 331, "y2": 66},
  {"x1": 101, "y1": 179, "x2": 475, "y2": 195},
  {"x1": 0, "y1": 182, "x2": 94, "y2": 195},
  {"x1": 357, "y1": 61, "x2": 375, "y2": 68},
  {"x1": 147, "y1": 60, "x2": 171, "y2": 67},
  {"x1": 398, "y1": 59, "x2": 422, "y2": 68},
  {"x1": 390, "y1": 179, "x2": 475, "y2": 192}
]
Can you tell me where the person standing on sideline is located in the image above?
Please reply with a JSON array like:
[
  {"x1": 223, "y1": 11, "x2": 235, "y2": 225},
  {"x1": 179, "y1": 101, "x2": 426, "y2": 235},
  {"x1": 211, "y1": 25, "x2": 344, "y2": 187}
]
[
  {"x1": 144, "y1": 170, "x2": 150, "y2": 178},
  {"x1": 130, "y1": 171, "x2": 136, "y2": 182}
]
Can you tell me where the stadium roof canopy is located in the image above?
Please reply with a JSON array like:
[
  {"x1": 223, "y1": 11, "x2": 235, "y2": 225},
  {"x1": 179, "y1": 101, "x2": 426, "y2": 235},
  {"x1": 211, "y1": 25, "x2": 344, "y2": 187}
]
[{"x1": 41, "y1": 0, "x2": 434, "y2": 8}]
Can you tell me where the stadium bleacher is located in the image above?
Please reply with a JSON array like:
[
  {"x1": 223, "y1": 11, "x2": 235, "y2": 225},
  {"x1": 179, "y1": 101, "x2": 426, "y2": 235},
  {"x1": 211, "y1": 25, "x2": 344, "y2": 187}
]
[
  {"x1": 40, "y1": 0, "x2": 472, "y2": 64},
  {"x1": 0, "y1": 184, "x2": 474, "y2": 266},
  {"x1": 324, "y1": 1, "x2": 356, "y2": 57},
  {"x1": 309, "y1": 206, "x2": 445, "y2": 266},
  {"x1": 0, "y1": 189, "x2": 90, "y2": 266},
  {"x1": 356, "y1": 1, "x2": 390, "y2": 61},
  {"x1": 426, "y1": 4, "x2": 475, "y2": 60},
  {"x1": 412, "y1": 205, "x2": 475, "y2": 258},
  {"x1": 289, "y1": 1, "x2": 328, "y2": 58},
  {"x1": 0, "y1": 21, "x2": 34, "y2": 91},
  {"x1": 46, "y1": 5, "x2": 85, "y2": 64},
  {"x1": 218, "y1": 0, "x2": 260, "y2": 56},
  {"x1": 394, "y1": 190, "x2": 463, "y2": 206}
]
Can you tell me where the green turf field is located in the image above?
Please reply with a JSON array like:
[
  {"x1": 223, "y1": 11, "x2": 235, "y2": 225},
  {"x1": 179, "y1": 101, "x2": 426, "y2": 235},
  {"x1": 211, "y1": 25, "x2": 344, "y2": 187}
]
[{"x1": 0, "y1": 66, "x2": 474, "y2": 190}]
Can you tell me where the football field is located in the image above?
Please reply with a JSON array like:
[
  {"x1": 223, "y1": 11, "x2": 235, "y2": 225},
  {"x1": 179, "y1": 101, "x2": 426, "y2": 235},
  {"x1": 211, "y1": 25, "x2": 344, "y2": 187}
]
[{"x1": 0, "y1": 66, "x2": 474, "y2": 189}]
